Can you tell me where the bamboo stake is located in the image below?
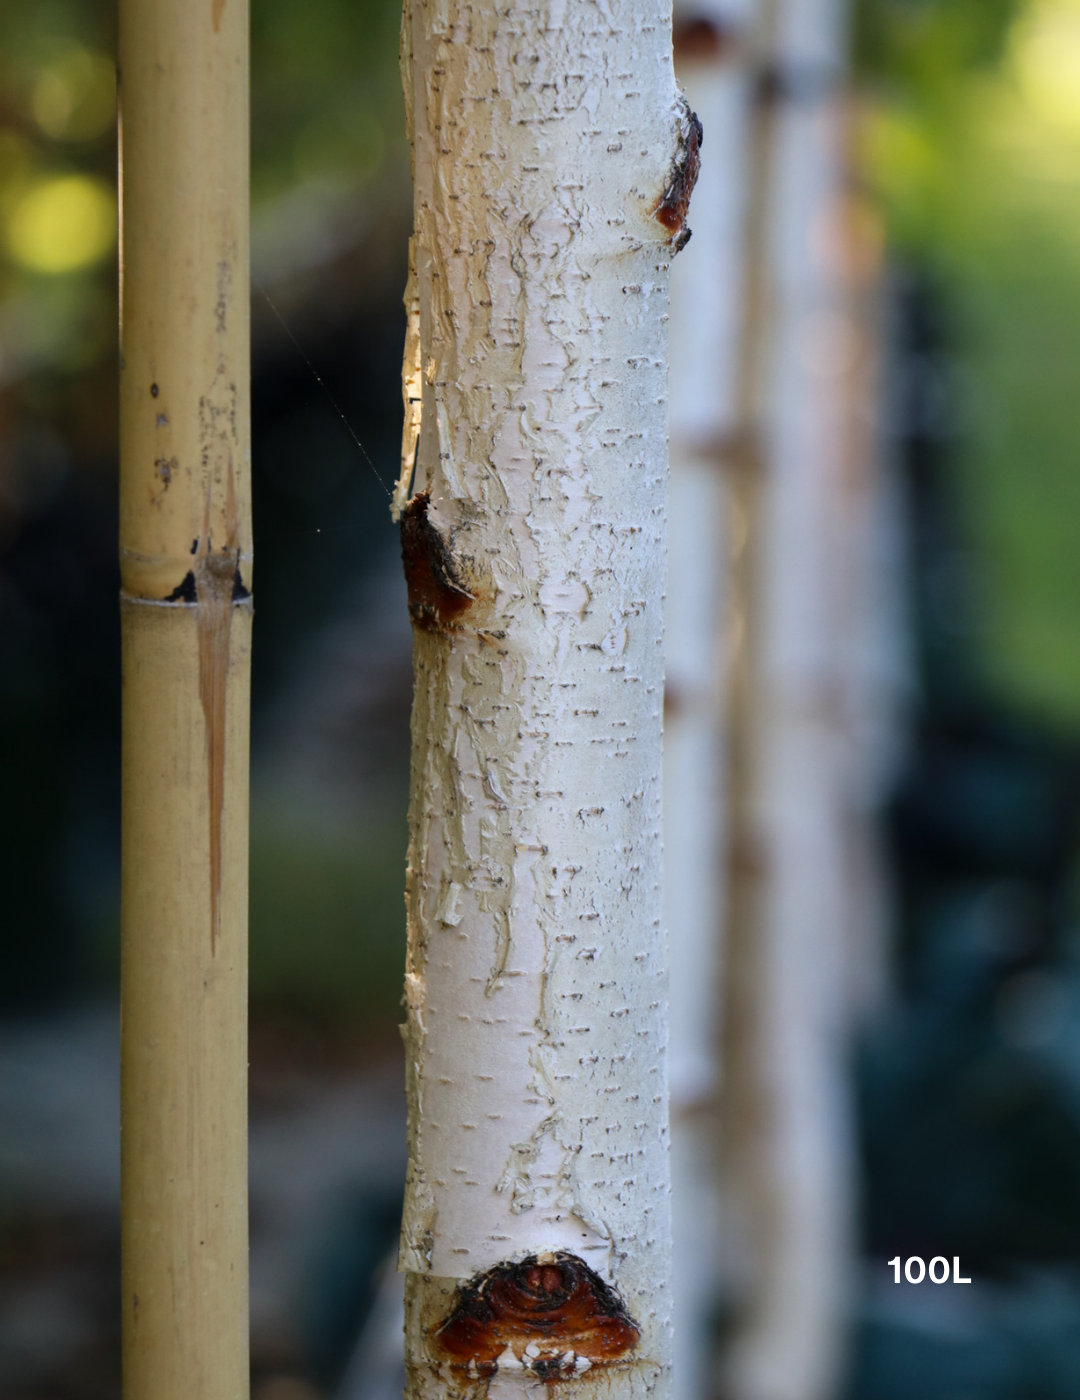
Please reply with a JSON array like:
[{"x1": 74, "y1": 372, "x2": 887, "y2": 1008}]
[{"x1": 118, "y1": 0, "x2": 251, "y2": 1395}]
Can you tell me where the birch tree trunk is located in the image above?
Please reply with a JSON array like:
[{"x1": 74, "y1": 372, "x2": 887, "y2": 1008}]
[
  {"x1": 664, "y1": 6, "x2": 755, "y2": 1397},
  {"x1": 720, "y1": 0, "x2": 856, "y2": 1397},
  {"x1": 831, "y1": 161, "x2": 910, "y2": 1030},
  {"x1": 394, "y1": 2, "x2": 697, "y2": 1396}
]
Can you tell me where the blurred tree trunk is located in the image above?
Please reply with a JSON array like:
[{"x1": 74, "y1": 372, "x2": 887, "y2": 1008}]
[
  {"x1": 393, "y1": 2, "x2": 696, "y2": 1396},
  {"x1": 719, "y1": 0, "x2": 861, "y2": 1397},
  {"x1": 829, "y1": 127, "x2": 910, "y2": 1032},
  {"x1": 665, "y1": 5, "x2": 755, "y2": 1398}
]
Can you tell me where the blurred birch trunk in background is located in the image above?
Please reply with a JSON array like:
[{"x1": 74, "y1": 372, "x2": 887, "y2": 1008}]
[
  {"x1": 665, "y1": 0, "x2": 909, "y2": 1395},
  {"x1": 720, "y1": 2, "x2": 856, "y2": 1395},
  {"x1": 720, "y1": 1, "x2": 891, "y2": 1396},
  {"x1": 665, "y1": 6, "x2": 754, "y2": 1398},
  {"x1": 830, "y1": 117, "x2": 911, "y2": 1035}
]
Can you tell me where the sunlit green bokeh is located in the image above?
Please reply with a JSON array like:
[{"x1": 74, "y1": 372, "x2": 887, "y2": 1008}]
[
  {"x1": 7, "y1": 172, "x2": 115, "y2": 273},
  {"x1": 860, "y1": 0, "x2": 1080, "y2": 729},
  {"x1": 31, "y1": 47, "x2": 115, "y2": 142}
]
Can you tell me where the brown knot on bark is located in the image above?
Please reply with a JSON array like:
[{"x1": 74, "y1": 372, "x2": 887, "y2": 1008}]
[
  {"x1": 434, "y1": 1252, "x2": 640, "y2": 1381},
  {"x1": 673, "y1": 14, "x2": 741, "y2": 63},
  {"x1": 653, "y1": 100, "x2": 703, "y2": 254},
  {"x1": 400, "y1": 490, "x2": 476, "y2": 633}
]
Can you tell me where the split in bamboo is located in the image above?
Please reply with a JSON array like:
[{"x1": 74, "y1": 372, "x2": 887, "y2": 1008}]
[{"x1": 118, "y1": 0, "x2": 252, "y2": 1395}]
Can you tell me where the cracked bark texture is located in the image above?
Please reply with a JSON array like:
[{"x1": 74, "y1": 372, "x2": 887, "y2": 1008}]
[{"x1": 397, "y1": 1, "x2": 686, "y2": 1395}]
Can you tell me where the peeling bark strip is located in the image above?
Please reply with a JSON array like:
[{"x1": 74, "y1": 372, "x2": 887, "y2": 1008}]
[{"x1": 398, "y1": 1, "x2": 691, "y2": 1396}]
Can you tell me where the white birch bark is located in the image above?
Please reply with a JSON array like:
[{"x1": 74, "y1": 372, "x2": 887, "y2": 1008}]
[
  {"x1": 664, "y1": 7, "x2": 755, "y2": 1398},
  {"x1": 720, "y1": 1, "x2": 858, "y2": 1397},
  {"x1": 666, "y1": 0, "x2": 752, "y2": 1120},
  {"x1": 395, "y1": 3, "x2": 695, "y2": 1396},
  {"x1": 832, "y1": 219, "x2": 912, "y2": 1028}
]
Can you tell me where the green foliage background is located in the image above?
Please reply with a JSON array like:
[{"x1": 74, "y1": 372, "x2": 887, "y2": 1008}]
[{"x1": 856, "y1": 0, "x2": 1080, "y2": 727}]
